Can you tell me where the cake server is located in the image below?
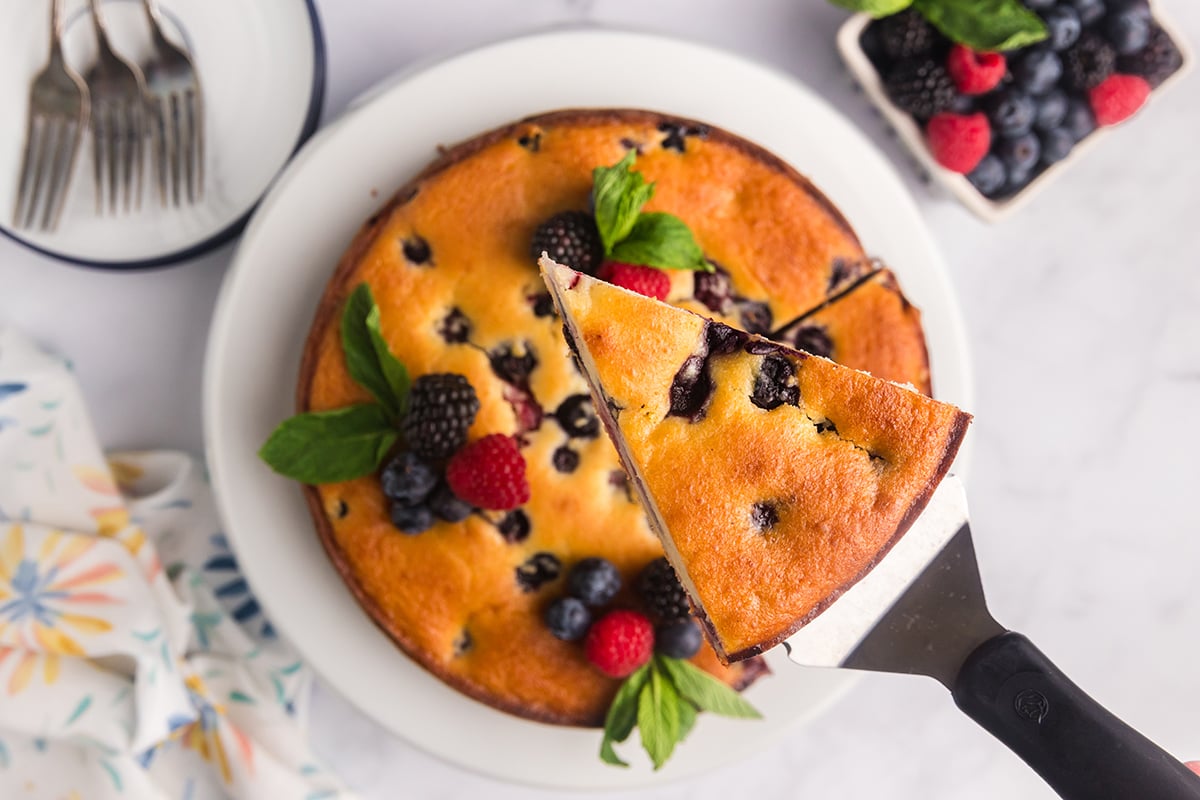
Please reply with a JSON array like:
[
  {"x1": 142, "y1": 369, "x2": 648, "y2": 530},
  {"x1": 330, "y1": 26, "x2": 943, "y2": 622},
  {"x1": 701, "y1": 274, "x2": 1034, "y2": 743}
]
[{"x1": 783, "y1": 475, "x2": 1200, "y2": 799}]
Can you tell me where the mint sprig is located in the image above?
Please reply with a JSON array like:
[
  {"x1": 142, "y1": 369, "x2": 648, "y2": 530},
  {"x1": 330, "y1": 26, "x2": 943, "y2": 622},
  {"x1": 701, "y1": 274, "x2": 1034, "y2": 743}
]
[
  {"x1": 831, "y1": 0, "x2": 1046, "y2": 51},
  {"x1": 600, "y1": 655, "x2": 761, "y2": 770},
  {"x1": 259, "y1": 284, "x2": 409, "y2": 484},
  {"x1": 591, "y1": 152, "x2": 710, "y2": 272}
]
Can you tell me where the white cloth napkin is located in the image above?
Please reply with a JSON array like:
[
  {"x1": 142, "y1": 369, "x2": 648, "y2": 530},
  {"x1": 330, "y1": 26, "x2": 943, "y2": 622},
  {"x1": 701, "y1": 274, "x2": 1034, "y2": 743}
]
[{"x1": 0, "y1": 327, "x2": 353, "y2": 799}]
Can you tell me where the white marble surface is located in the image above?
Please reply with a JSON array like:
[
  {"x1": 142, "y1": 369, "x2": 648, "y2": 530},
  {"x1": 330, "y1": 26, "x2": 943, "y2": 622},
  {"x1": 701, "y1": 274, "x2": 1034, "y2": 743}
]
[{"x1": 3, "y1": 0, "x2": 1199, "y2": 797}]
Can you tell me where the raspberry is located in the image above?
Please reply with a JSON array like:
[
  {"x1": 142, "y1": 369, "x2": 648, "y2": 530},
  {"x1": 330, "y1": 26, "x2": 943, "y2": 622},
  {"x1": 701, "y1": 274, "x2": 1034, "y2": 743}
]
[
  {"x1": 402, "y1": 373, "x2": 480, "y2": 461},
  {"x1": 946, "y1": 45, "x2": 1006, "y2": 95},
  {"x1": 883, "y1": 59, "x2": 957, "y2": 120},
  {"x1": 597, "y1": 262, "x2": 670, "y2": 301},
  {"x1": 926, "y1": 112, "x2": 991, "y2": 174},
  {"x1": 1063, "y1": 33, "x2": 1116, "y2": 92},
  {"x1": 877, "y1": 9, "x2": 937, "y2": 61},
  {"x1": 584, "y1": 609, "x2": 655, "y2": 678},
  {"x1": 445, "y1": 434, "x2": 530, "y2": 510},
  {"x1": 1088, "y1": 74, "x2": 1151, "y2": 126},
  {"x1": 530, "y1": 211, "x2": 604, "y2": 275},
  {"x1": 1119, "y1": 25, "x2": 1184, "y2": 88},
  {"x1": 637, "y1": 557, "x2": 691, "y2": 622}
]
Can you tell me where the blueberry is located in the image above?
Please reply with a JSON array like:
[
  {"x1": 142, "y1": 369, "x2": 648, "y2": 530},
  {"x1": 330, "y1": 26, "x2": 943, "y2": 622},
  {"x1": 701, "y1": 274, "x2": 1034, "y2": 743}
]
[
  {"x1": 1024, "y1": 0, "x2": 1055, "y2": 9},
  {"x1": 516, "y1": 552, "x2": 561, "y2": 592},
  {"x1": 402, "y1": 236, "x2": 431, "y2": 265},
  {"x1": 380, "y1": 451, "x2": 437, "y2": 506},
  {"x1": 1063, "y1": 97, "x2": 1098, "y2": 141},
  {"x1": 497, "y1": 509, "x2": 531, "y2": 543},
  {"x1": 983, "y1": 89, "x2": 1037, "y2": 137},
  {"x1": 438, "y1": 307, "x2": 472, "y2": 343},
  {"x1": 1034, "y1": 89, "x2": 1070, "y2": 131},
  {"x1": 1043, "y1": 6, "x2": 1082, "y2": 52},
  {"x1": 1107, "y1": 0, "x2": 1151, "y2": 20},
  {"x1": 489, "y1": 342, "x2": 537, "y2": 386},
  {"x1": 1104, "y1": 9, "x2": 1151, "y2": 55},
  {"x1": 567, "y1": 557, "x2": 622, "y2": 607},
  {"x1": 544, "y1": 597, "x2": 591, "y2": 641},
  {"x1": 552, "y1": 445, "x2": 580, "y2": 474},
  {"x1": 1067, "y1": 0, "x2": 1106, "y2": 26},
  {"x1": 656, "y1": 619, "x2": 703, "y2": 659},
  {"x1": 693, "y1": 266, "x2": 735, "y2": 314},
  {"x1": 751, "y1": 501, "x2": 780, "y2": 532},
  {"x1": 1012, "y1": 47, "x2": 1063, "y2": 95},
  {"x1": 996, "y1": 132, "x2": 1042, "y2": 174},
  {"x1": 1039, "y1": 128, "x2": 1075, "y2": 165},
  {"x1": 788, "y1": 325, "x2": 834, "y2": 359},
  {"x1": 738, "y1": 301, "x2": 773, "y2": 335},
  {"x1": 390, "y1": 502, "x2": 434, "y2": 535},
  {"x1": 1004, "y1": 166, "x2": 1036, "y2": 196},
  {"x1": 967, "y1": 155, "x2": 1007, "y2": 197},
  {"x1": 554, "y1": 394, "x2": 600, "y2": 438},
  {"x1": 751, "y1": 354, "x2": 800, "y2": 411},
  {"x1": 428, "y1": 483, "x2": 473, "y2": 522}
]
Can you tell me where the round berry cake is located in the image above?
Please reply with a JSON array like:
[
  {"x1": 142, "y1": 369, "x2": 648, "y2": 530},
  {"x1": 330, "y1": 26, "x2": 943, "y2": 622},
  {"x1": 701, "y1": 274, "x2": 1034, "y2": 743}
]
[{"x1": 296, "y1": 109, "x2": 933, "y2": 725}]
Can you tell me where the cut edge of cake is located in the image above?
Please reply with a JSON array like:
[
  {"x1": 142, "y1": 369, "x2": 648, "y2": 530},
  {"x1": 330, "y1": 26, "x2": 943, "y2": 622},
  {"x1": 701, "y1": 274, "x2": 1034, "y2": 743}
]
[{"x1": 540, "y1": 255, "x2": 971, "y2": 663}]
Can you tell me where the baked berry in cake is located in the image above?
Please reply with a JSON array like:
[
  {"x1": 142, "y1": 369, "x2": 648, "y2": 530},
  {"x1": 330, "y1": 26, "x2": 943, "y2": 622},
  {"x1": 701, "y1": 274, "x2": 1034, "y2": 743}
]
[
  {"x1": 541, "y1": 257, "x2": 970, "y2": 663},
  {"x1": 287, "y1": 109, "x2": 935, "y2": 726}
]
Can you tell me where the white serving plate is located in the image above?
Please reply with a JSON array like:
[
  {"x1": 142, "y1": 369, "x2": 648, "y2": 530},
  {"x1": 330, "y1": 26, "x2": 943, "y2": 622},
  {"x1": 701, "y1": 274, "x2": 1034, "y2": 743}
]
[
  {"x1": 0, "y1": 0, "x2": 324, "y2": 268},
  {"x1": 836, "y1": 5, "x2": 1193, "y2": 222},
  {"x1": 204, "y1": 27, "x2": 974, "y2": 790}
]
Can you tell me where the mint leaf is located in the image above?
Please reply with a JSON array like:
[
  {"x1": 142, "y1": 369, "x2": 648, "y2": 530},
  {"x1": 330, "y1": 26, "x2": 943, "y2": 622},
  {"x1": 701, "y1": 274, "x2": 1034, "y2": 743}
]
[
  {"x1": 826, "y1": 0, "x2": 913, "y2": 17},
  {"x1": 366, "y1": 304, "x2": 410, "y2": 418},
  {"x1": 638, "y1": 660, "x2": 681, "y2": 770},
  {"x1": 610, "y1": 212, "x2": 710, "y2": 272},
  {"x1": 913, "y1": 0, "x2": 1046, "y2": 51},
  {"x1": 259, "y1": 404, "x2": 397, "y2": 484},
  {"x1": 677, "y1": 699, "x2": 698, "y2": 743},
  {"x1": 592, "y1": 151, "x2": 655, "y2": 254},
  {"x1": 600, "y1": 664, "x2": 650, "y2": 767},
  {"x1": 658, "y1": 657, "x2": 762, "y2": 720},
  {"x1": 341, "y1": 284, "x2": 408, "y2": 417}
]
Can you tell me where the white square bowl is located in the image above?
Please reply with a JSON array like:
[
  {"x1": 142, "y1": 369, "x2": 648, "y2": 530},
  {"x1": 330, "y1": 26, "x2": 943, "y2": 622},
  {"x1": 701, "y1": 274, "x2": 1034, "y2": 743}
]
[{"x1": 836, "y1": 5, "x2": 1193, "y2": 222}]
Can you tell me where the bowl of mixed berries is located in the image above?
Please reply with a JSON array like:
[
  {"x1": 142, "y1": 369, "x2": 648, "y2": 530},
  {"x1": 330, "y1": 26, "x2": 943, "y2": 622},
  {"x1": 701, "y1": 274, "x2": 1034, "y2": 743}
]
[{"x1": 835, "y1": 0, "x2": 1190, "y2": 220}]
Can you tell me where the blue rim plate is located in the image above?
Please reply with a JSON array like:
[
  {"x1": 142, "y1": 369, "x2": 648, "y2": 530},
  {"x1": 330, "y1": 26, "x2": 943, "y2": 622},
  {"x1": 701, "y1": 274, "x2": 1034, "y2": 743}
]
[{"x1": 0, "y1": 0, "x2": 326, "y2": 270}]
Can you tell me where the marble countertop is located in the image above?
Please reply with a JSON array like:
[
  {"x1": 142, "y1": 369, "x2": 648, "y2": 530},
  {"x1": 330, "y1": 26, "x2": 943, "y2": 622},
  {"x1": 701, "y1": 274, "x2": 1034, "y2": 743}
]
[{"x1": 3, "y1": 0, "x2": 1199, "y2": 797}]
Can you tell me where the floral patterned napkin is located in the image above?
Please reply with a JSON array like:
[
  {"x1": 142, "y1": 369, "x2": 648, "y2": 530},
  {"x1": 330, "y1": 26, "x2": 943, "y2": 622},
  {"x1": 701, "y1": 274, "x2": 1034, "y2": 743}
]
[{"x1": 0, "y1": 327, "x2": 353, "y2": 799}]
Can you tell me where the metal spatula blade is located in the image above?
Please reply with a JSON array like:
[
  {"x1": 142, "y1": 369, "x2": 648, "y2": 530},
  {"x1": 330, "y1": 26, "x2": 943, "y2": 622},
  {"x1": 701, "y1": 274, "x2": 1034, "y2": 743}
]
[
  {"x1": 777, "y1": 476, "x2": 1200, "y2": 800},
  {"x1": 783, "y1": 475, "x2": 1003, "y2": 686}
]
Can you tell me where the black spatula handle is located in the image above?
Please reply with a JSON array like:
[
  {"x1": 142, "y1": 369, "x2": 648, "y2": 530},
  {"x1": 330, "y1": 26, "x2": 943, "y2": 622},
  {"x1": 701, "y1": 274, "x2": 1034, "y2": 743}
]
[{"x1": 952, "y1": 632, "x2": 1200, "y2": 799}]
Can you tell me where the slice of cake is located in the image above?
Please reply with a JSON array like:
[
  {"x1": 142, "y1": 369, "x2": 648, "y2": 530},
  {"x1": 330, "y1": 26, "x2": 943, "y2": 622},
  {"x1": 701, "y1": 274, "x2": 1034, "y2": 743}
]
[{"x1": 541, "y1": 257, "x2": 970, "y2": 663}]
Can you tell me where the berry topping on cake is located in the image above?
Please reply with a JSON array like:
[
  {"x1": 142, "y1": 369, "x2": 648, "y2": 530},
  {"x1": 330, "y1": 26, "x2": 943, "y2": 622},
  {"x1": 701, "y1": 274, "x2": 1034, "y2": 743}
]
[
  {"x1": 884, "y1": 59, "x2": 958, "y2": 120},
  {"x1": 585, "y1": 610, "x2": 655, "y2": 678},
  {"x1": 638, "y1": 558, "x2": 691, "y2": 622},
  {"x1": 438, "y1": 307, "x2": 472, "y2": 343},
  {"x1": 656, "y1": 618, "x2": 703, "y2": 659},
  {"x1": 1119, "y1": 25, "x2": 1183, "y2": 87},
  {"x1": 1088, "y1": 74, "x2": 1151, "y2": 125},
  {"x1": 946, "y1": 45, "x2": 1006, "y2": 95},
  {"x1": 531, "y1": 211, "x2": 605, "y2": 275},
  {"x1": 497, "y1": 509, "x2": 531, "y2": 543},
  {"x1": 552, "y1": 445, "x2": 580, "y2": 473},
  {"x1": 597, "y1": 261, "x2": 671, "y2": 301},
  {"x1": 390, "y1": 502, "x2": 434, "y2": 535},
  {"x1": 428, "y1": 482, "x2": 473, "y2": 522},
  {"x1": 1063, "y1": 33, "x2": 1117, "y2": 92},
  {"x1": 402, "y1": 373, "x2": 480, "y2": 461},
  {"x1": 402, "y1": 235, "x2": 431, "y2": 265},
  {"x1": 878, "y1": 9, "x2": 937, "y2": 60},
  {"x1": 446, "y1": 434, "x2": 530, "y2": 510},
  {"x1": 554, "y1": 394, "x2": 600, "y2": 438},
  {"x1": 567, "y1": 557, "x2": 623, "y2": 607},
  {"x1": 380, "y1": 451, "x2": 438, "y2": 506},
  {"x1": 751, "y1": 354, "x2": 801, "y2": 411},
  {"x1": 786, "y1": 324, "x2": 834, "y2": 360},
  {"x1": 926, "y1": 112, "x2": 991, "y2": 174},
  {"x1": 545, "y1": 597, "x2": 592, "y2": 642},
  {"x1": 516, "y1": 552, "x2": 561, "y2": 592}
]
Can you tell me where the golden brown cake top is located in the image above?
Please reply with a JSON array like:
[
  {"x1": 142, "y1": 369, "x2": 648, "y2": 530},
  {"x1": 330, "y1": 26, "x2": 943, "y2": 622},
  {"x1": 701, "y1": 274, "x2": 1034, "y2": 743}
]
[{"x1": 543, "y1": 258, "x2": 970, "y2": 662}]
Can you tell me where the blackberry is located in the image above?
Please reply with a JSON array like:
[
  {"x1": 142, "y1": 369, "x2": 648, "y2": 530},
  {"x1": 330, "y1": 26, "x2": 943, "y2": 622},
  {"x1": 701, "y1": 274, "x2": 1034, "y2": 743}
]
[
  {"x1": 1119, "y1": 26, "x2": 1183, "y2": 87},
  {"x1": 380, "y1": 451, "x2": 437, "y2": 506},
  {"x1": 1063, "y1": 34, "x2": 1116, "y2": 92},
  {"x1": 638, "y1": 557, "x2": 691, "y2": 622},
  {"x1": 656, "y1": 619, "x2": 703, "y2": 659},
  {"x1": 402, "y1": 373, "x2": 480, "y2": 461},
  {"x1": 878, "y1": 10, "x2": 937, "y2": 61},
  {"x1": 530, "y1": 211, "x2": 604, "y2": 275},
  {"x1": 567, "y1": 558, "x2": 622, "y2": 607},
  {"x1": 545, "y1": 597, "x2": 591, "y2": 641},
  {"x1": 883, "y1": 59, "x2": 957, "y2": 120}
]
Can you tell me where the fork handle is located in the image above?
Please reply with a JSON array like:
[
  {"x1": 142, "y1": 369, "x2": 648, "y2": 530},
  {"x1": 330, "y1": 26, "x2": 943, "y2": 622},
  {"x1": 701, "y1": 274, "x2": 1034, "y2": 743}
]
[
  {"x1": 49, "y1": 0, "x2": 66, "y2": 54},
  {"x1": 953, "y1": 633, "x2": 1200, "y2": 800}
]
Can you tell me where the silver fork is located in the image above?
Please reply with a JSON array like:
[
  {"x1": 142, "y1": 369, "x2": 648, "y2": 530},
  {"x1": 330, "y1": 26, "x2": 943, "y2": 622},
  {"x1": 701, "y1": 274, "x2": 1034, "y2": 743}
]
[
  {"x1": 140, "y1": 0, "x2": 204, "y2": 206},
  {"x1": 86, "y1": 0, "x2": 147, "y2": 214},
  {"x1": 13, "y1": 0, "x2": 90, "y2": 232}
]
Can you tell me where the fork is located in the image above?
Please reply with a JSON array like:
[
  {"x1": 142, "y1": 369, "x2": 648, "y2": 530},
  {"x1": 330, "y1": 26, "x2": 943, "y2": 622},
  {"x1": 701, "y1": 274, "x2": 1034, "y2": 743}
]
[
  {"x1": 140, "y1": 0, "x2": 204, "y2": 206},
  {"x1": 86, "y1": 0, "x2": 147, "y2": 214},
  {"x1": 12, "y1": 0, "x2": 90, "y2": 232}
]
